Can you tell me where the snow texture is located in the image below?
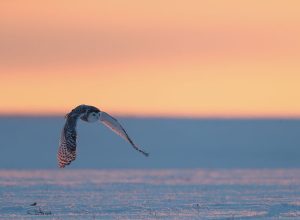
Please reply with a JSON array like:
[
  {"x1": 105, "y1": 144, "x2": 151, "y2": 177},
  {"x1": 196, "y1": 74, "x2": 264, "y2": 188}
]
[{"x1": 0, "y1": 169, "x2": 300, "y2": 219}]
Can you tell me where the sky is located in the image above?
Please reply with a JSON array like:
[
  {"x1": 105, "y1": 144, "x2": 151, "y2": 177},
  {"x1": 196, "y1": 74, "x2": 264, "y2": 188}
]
[
  {"x1": 1, "y1": 117, "x2": 300, "y2": 169},
  {"x1": 0, "y1": 1, "x2": 300, "y2": 117}
]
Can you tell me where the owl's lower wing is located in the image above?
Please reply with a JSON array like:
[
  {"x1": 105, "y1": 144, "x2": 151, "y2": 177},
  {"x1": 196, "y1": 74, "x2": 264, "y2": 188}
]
[
  {"x1": 100, "y1": 111, "x2": 149, "y2": 157},
  {"x1": 57, "y1": 128, "x2": 77, "y2": 168}
]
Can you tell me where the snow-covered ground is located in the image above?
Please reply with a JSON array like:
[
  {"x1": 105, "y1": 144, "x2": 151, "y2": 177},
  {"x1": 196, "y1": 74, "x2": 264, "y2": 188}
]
[
  {"x1": 1, "y1": 169, "x2": 300, "y2": 219},
  {"x1": 1, "y1": 118, "x2": 300, "y2": 219}
]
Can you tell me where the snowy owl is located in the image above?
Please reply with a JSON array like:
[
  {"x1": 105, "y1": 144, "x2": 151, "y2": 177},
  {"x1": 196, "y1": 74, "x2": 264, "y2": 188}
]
[{"x1": 57, "y1": 104, "x2": 149, "y2": 168}]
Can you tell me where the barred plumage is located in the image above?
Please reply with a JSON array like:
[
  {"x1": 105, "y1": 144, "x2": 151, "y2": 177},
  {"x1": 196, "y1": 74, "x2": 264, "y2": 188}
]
[
  {"x1": 57, "y1": 104, "x2": 149, "y2": 168},
  {"x1": 57, "y1": 107, "x2": 81, "y2": 168},
  {"x1": 57, "y1": 143, "x2": 76, "y2": 168}
]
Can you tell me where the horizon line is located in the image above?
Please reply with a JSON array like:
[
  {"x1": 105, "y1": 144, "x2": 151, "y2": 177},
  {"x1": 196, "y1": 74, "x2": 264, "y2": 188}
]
[{"x1": 0, "y1": 113, "x2": 300, "y2": 120}]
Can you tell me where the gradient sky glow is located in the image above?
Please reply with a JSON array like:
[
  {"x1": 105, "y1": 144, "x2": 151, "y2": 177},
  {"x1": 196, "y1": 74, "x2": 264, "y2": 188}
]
[{"x1": 1, "y1": 1, "x2": 300, "y2": 117}]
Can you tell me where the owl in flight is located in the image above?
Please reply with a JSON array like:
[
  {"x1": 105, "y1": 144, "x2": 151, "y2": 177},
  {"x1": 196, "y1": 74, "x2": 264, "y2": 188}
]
[{"x1": 57, "y1": 104, "x2": 149, "y2": 168}]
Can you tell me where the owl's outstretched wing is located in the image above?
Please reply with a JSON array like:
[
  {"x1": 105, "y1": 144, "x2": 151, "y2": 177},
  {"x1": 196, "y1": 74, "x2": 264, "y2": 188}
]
[
  {"x1": 57, "y1": 120, "x2": 78, "y2": 168},
  {"x1": 100, "y1": 112, "x2": 149, "y2": 157}
]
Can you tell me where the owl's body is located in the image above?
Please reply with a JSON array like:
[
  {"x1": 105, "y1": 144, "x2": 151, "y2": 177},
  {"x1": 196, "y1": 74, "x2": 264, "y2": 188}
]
[{"x1": 57, "y1": 104, "x2": 148, "y2": 168}]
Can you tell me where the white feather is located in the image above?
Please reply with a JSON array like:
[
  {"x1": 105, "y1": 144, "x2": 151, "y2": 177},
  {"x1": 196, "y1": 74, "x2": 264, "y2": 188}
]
[{"x1": 99, "y1": 111, "x2": 149, "y2": 156}]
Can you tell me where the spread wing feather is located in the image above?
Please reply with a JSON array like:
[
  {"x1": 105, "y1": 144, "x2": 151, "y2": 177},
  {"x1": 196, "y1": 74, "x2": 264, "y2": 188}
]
[
  {"x1": 100, "y1": 112, "x2": 149, "y2": 157},
  {"x1": 57, "y1": 119, "x2": 78, "y2": 168}
]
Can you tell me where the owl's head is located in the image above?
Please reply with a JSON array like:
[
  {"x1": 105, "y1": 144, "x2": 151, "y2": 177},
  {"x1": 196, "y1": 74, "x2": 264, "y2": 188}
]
[{"x1": 80, "y1": 106, "x2": 101, "y2": 123}]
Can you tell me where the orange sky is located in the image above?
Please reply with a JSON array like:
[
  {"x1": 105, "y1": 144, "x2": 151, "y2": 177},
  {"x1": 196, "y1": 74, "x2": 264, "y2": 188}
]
[{"x1": 0, "y1": 0, "x2": 300, "y2": 117}]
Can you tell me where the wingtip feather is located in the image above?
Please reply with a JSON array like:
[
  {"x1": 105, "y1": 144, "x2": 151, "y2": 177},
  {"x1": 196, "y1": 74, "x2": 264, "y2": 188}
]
[{"x1": 140, "y1": 150, "x2": 149, "y2": 157}]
